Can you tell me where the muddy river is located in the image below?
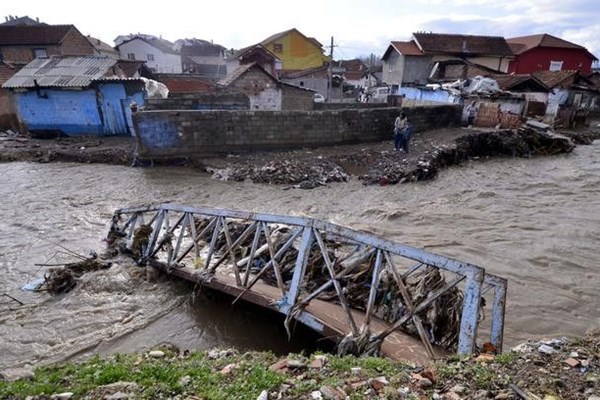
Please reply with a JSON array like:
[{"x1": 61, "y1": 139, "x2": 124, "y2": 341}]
[{"x1": 1, "y1": 142, "x2": 599, "y2": 370}]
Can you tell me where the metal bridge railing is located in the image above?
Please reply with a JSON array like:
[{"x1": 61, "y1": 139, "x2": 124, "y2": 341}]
[{"x1": 109, "y1": 203, "x2": 507, "y2": 357}]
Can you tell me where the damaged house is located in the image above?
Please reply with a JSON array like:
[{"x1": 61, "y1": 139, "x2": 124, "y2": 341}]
[
  {"x1": 532, "y1": 70, "x2": 599, "y2": 127},
  {"x1": 382, "y1": 33, "x2": 513, "y2": 92},
  {"x1": 218, "y1": 62, "x2": 313, "y2": 111},
  {"x1": 2, "y1": 55, "x2": 146, "y2": 136}
]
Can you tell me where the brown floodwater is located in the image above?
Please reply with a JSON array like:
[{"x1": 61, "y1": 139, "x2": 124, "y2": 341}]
[{"x1": 1, "y1": 141, "x2": 599, "y2": 370}]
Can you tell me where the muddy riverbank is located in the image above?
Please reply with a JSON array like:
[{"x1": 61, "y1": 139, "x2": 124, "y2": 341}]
[{"x1": 2, "y1": 124, "x2": 597, "y2": 189}]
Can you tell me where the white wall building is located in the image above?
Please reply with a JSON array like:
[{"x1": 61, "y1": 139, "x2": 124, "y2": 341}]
[{"x1": 115, "y1": 36, "x2": 182, "y2": 74}]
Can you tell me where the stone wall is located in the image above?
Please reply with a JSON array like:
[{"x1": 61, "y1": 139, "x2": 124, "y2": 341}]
[
  {"x1": 145, "y1": 93, "x2": 250, "y2": 111},
  {"x1": 134, "y1": 105, "x2": 460, "y2": 157}
]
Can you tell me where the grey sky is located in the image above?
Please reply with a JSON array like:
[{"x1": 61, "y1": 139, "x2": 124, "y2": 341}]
[{"x1": 2, "y1": 0, "x2": 598, "y2": 62}]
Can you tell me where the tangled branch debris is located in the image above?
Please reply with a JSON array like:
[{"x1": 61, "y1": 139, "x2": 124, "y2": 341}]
[{"x1": 39, "y1": 256, "x2": 112, "y2": 295}]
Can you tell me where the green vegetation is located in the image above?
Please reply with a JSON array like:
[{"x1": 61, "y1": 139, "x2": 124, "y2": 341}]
[{"x1": 0, "y1": 349, "x2": 414, "y2": 400}]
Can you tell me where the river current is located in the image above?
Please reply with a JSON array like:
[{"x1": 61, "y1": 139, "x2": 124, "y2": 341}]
[{"x1": 1, "y1": 142, "x2": 599, "y2": 370}]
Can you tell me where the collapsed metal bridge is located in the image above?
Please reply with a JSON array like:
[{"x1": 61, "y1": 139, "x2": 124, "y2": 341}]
[{"x1": 109, "y1": 203, "x2": 507, "y2": 363}]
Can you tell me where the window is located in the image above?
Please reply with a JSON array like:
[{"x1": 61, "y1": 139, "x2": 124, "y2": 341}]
[
  {"x1": 299, "y1": 81, "x2": 304, "y2": 87},
  {"x1": 273, "y1": 43, "x2": 283, "y2": 53},
  {"x1": 32, "y1": 48, "x2": 47, "y2": 58},
  {"x1": 147, "y1": 53, "x2": 154, "y2": 61},
  {"x1": 127, "y1": 53, "x2": 136, "y2": 61},
  {"x1": 549, "y1": 60, "x2": 563, "y2": 71}
]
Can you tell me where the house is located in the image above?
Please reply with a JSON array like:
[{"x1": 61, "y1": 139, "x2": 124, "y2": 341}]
[
  {"x1": 226, "y1": 44, "x2": 282, "y2": 77},
  {"x1": 382, "y1": 33, "x2": 513, "y2": 90},
  {"x1": 87, "y1": 35, "x2": 119, "y2": 59},
  {"x1": 507, "y1": 34, "x2": 598, "y2": 75},
  {"x1": 279, "y1": 65, "x2": 342, "y2": 101},
  {"x1": 2, "y1": 55, "x2": 146, "y2": 136},
  {"x1": 0, "y1": 24, "x2": 96, "y2": 130},
  {"x1": 115, "y1": 34, "x2": 182, "y2": 73},
  {"x1": 176, "y1": 38, "x2": 227, "y2": 79},
  {"x1": 429, "y1": 59, "x2": 506, "y2": 82},
  {"x1": 0, "y1": 24, "x2": 95, "y2": 63},
  {"x1": 0, "y1": 61, "x2": 23, "y2": 130},
  {"x1": 338, "y1": 59, "x2": 367, "y2": 88},
  {"x1": 532, "y1": 70, "x2": 599, "y2": 126},
  {"x1": 218, "y1": 62, "x2": 313, "y2": 111},
  {"x1": 259, "y1": 28, "x2": 330, "y2": 72}
]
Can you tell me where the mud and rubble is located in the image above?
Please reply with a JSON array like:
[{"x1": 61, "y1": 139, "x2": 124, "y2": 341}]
[{"x1": 1, "y1": 122, "x2": 598, "y2": 189}]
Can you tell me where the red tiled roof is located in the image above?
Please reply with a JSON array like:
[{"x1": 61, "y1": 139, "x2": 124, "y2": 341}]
[
  {"x1": 490, "y1": 74, "x2": 550, "y2": 91},
  {"x1": 0, "y1": 25, "x2": 74, "y2": 46},
  {"x1": 392, "y1": 41, "x2": 424, "y2": 56},
  {"x1": 155, "y1": 74, "x2": 216, "y2": 93},
  {"x1": 413, "y1": 33, "x2": 513, "y2": 56},
  {"x1": 507, "y1": 33, "x2": 597, "y2": 60},
  {"x1": 532, "y1": 70, "x2": 579, "y2": 88}
]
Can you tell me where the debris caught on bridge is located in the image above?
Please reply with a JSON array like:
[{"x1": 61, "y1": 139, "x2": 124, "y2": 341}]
[
  {"x1": 36, "y1": 255, "x2": 112, "y2": 295},
  {"x1": 107, "y1": 204, "x2": 507, "y2": 360}
]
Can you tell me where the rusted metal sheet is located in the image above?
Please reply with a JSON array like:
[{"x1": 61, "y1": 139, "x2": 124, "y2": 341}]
[{"x1": 110, "y1": 203, "x2": 508, "y2": 361}]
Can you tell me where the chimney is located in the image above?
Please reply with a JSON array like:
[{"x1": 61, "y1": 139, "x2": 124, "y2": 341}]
[
  {"x1": 36, "y1": 17, "x2": 39, "y2": 22},
  {"x1": 461, "y1": 40, "x2": 468, "y2": 53}
]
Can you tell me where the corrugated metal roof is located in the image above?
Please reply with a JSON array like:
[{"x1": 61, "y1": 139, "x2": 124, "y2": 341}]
[{"x1": 2, "y1": 56, "x2": 118, "y2": 88}]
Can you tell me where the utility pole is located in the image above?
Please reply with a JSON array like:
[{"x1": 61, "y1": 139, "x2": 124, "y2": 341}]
[{"x1": 327, "y1": 36, "x2": 334, "y2": 102}]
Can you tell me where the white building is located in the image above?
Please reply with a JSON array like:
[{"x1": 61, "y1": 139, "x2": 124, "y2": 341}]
[{"x1": 115, "y1": 35, "x2": 181, "y2": 74}]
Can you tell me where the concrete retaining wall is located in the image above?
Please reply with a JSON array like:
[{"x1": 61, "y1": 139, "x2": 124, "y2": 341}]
[{"x1": 135, "y1": 105, "x2": 460, "y2": 157}]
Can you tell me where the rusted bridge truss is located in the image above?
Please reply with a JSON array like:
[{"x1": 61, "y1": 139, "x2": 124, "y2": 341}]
[{"x1": 109, "y1": 204, "x2": 507, "y2": 358}]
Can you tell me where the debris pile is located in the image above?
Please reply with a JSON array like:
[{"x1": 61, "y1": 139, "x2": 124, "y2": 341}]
[
  {"x1": 41, "y1": 257, "x2": 112, "y2": 295},
  {"x1": 360, "y1": 126, "x2": 575, "y2": 186},
  {"x1": 207, "y1": 159, "x2": 348, "y2": 189}
]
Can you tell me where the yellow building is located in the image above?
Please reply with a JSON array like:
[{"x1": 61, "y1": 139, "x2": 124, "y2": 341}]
[{"x1": 260, "y1": 28, "x2": 330, "y2": 72}]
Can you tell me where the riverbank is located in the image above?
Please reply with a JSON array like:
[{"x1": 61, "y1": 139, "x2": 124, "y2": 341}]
[
  {"x1": 1, "y1": 123, "x2": 597, "y2": 189},
  {"x1": 1, "y1": 328, "x2": 599, "y2": 399}
]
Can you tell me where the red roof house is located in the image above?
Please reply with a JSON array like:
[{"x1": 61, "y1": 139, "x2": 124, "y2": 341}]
[{"x1": 507, "y1": 34, "x2": 598, "y2": 75}]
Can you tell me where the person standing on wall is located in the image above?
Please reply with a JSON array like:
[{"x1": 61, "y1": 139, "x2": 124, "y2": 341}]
[{"x1": 394, "y1": 111, "x2": 408, "y2": 151}]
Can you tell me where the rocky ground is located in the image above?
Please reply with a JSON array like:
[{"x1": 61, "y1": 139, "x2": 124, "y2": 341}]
[
  {"x1": 1, "y1": 329, "x2": 599, "y2": 399},
  {"x1": 2, "y1": 122, "x2": 598, "y2": 190}
]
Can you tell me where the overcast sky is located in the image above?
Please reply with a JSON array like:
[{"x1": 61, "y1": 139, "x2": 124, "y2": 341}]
[{"x1": 2, "y1": 0, "x2": 599, "y2": 62}]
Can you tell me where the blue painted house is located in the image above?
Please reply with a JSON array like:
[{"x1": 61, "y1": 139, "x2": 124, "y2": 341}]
[{"x1": 2, "y1": 56, "x2": 146, "y2": 136}]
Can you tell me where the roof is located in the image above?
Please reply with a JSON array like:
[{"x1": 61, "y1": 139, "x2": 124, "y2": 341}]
[
  {"x1": 490, "y1": 74, "x2": 550, "y2": 92},
  {"x1": 115, "y1": 60, "x2": 144, "y2": 77},
  {"x1": 0, "y1": 61, "x2": 24, "y2": 84},
  {"x1": 260, "y1": 28, "x2": 322, "y2": 50},
  {"x1": 532, "y1": 70, "x2": 597, "y2": 90},
  {"x1": 152, "y1": 74, "x2": 216, "y2": 93},
  {"x1": 382, "y1": 40, "x2": 425, "y2": 60},
  {"x1": 0, "y1": 25, "x2": 74, "y2": 46},
  {"x1": 179, "y1": 43, "x2": 225, "y2": 57},
  {"x1": 115, "y1": 36, "x2": 179, "y2": 55},
  {"x1": 2, "y1": 55, "x2": 127, "y2": 88},
  {"x1": 218, "y1": 62, "x2": 276, "y2": 87},
  {"x1": 87, "y1": 35, "x2": 118, "y2": 55},
  {"x1": 0, "y1": 16, "x2": 45, "y2": 26},
  {"x1": 413, "y1": 33, "x2": 513, "y2": 57},
  {"x1": 507, "y1": 33, "x2": 598, "y2": 60},
  {"x1": 227, "y1": 44, "x2": 280, "y2": 62}
]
